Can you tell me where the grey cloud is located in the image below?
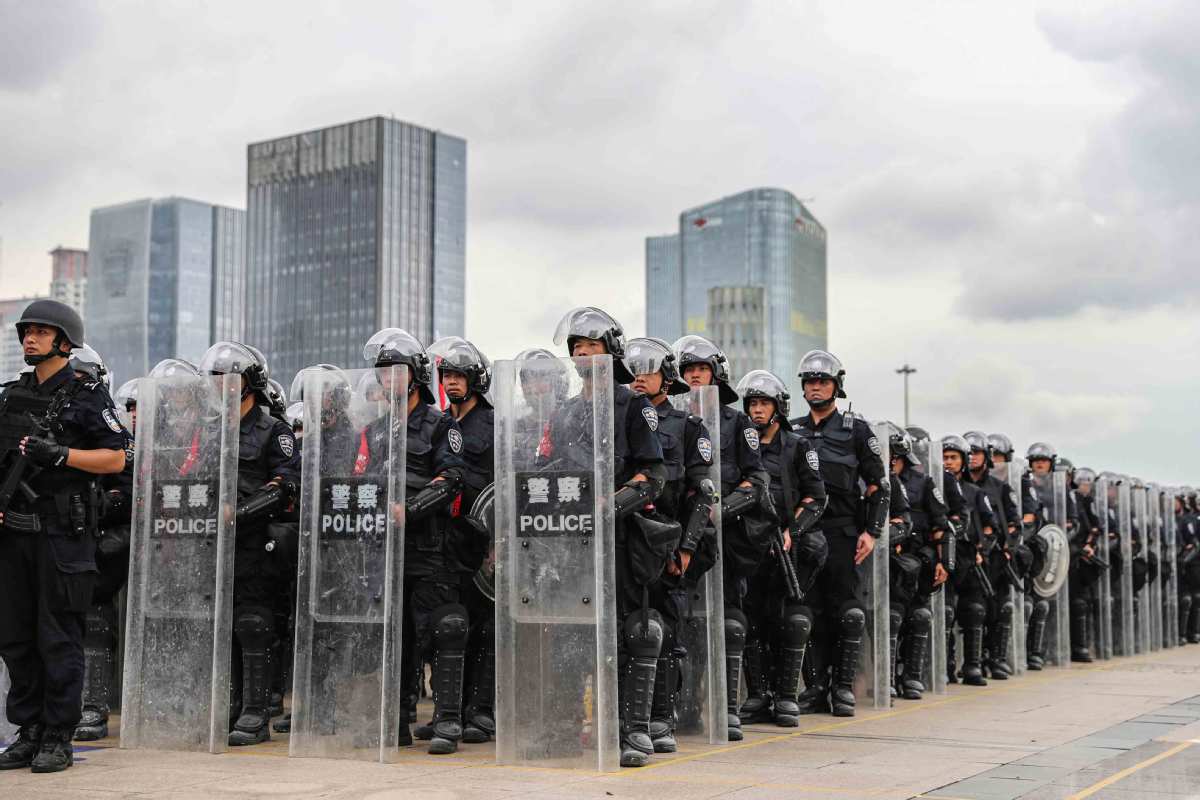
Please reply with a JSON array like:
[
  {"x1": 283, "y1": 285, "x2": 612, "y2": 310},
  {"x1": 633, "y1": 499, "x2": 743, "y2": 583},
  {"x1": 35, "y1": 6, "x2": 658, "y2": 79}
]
[{"x1": 0, "y1": 1, "x2": 101, "y2": 91}]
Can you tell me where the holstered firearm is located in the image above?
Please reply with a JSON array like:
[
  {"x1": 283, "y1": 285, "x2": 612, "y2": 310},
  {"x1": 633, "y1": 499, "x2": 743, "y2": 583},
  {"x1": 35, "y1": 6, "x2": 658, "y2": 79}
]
[
  {"x1": 236, "y1": 481, "x2": 296, "y2": 525},
  {"x1": 406, "y1": 475, "x2": 463, "y2": 521}
]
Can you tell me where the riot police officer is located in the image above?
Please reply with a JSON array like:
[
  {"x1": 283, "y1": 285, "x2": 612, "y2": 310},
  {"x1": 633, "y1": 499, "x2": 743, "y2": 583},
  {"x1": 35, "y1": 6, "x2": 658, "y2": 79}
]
[
  {"x1": 736, "y1": 370, "x2": 826, "y2": 726},
  {"x1": 673, "y1": 335, "x2": 769, "y2": 740},
  {"x1": 546, "y1": 309, "x2": 666, "y2": 767},
  {"x1": 1024, "y1": 442, "x2": 1057, "y2": 670},
  {"x1": 421, "y1": 337, "x2": 495, "y2": 746},
  {"x1": 942, "y1": 434, "x2": 997, "y2": 686},
  {"x1": 625, "y1": 337, "x2": 716, "y2": 751},
  {"x1": 793, "y1": 350, "x2": 889, "y2": 716},
  {"x1": 359, "y1": 329, "x2": 466, "y2": 755},
  {"x1": 889, "y1": 427, "x2": 949, "y2": 700},
  {"x1": 67, "y1": 346, "x2": 134, "y2": 743},
  {"x1": 962, "y1": 431, "x2": 1018, "y2": 680},
  {"x1": 0, "y1": 300, "x2": 128, "y2": 772},
  {"x1": 1070, "y1": 467, "x2": 1104, "y2": 662},
  {"x1": 197, "y1": 342, "x2": 301, "y2": 747}
]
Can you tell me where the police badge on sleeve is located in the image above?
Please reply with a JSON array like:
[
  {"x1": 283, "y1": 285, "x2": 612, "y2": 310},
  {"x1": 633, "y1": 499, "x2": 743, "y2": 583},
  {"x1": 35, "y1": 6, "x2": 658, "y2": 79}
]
[
  {"x1": 867, "y1": 436, "x2": 881, "y2": 456},
  {"x1": 278, "y1": 434, "x2": 295, "y2": 458},
  {"x1": 806, "y1": 450, "x2": 820, "y2": 472},
  {"x1": 642, "y1": 406, "x2": 659, "y2": 432},
  {"x1": 448, "y1": 428, "x2": 463, "y2": 453},
  {"x1": 697, "y1": 437, "x2": 713, "y2": 464},
  {"x1": 102, "y1": 408, "x2": 124, "y2": 433},
  {"x1": 743, "y1": 428, "x2": 759, "y2": 450}
]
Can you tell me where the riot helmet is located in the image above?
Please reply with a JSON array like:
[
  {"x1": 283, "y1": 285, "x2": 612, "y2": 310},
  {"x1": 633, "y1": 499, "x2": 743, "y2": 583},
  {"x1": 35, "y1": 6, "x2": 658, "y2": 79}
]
[
  {"x1": 69, "y1": 343, "x2": 108, "y2": 387},
  {"x1": 736, "y1": 370, "x2": 792, "y2": 431},
  {"x1": 625, "y1": 337, "x2": 688, "y2": 398},
  {"x1": 285, "y1": 401, "x2": 304, "y2": 434},
  {"x1": 1074, "y1": 467, "x2": 1096, "y2": 486},
  {"x1": 672, "y1": 335, "x2": 738, "y2": 404},
  {"x1": 941, "y1": 434, "x2": 970, "y2": 475},
  {"x1": 1056, "y1": 456, "x2": 1074, "y2": 474},
  {"x1": 963, "y1": 430, "x2": 993, "y2": 470},
  {"x1": 797, "y1": 349, "x2": 846, "y2": 412},
  {"x1": 888, "y1": 421, "x2": 919, "y2": 466},
  {"x1": 987, "y1": 433, "x2": 1014, "y2": 461},
  {"x1": 265, "y1": 378, "x2": 288, "y2": 420},
  {"x1": 429, "y1": 336, "x2": 492, "y2": 405},
  {"x1": 363, "y1": 328, "x2": 434, "y2": 404},
  {"x1": 114, "y1": 378, "x2": 139, "y2": 411},
  {"x1": 149, "y1": 358, "x2": 200, "y2": 379},
  {"x1": 906, "y1": 425, "x2": 931, "y2": 443},
  {"x1": 199, "y1": 341, "x2": 269, "y2": 398},
  {"x1": 552, "y1": 306, "x2": 634, "y2": 383},
  {"x1": 514, "y1": 347, "x2": 569, "y2": 411},
  {"x1": 15, "y1": 299, "x2": 83, "y2": 365}
]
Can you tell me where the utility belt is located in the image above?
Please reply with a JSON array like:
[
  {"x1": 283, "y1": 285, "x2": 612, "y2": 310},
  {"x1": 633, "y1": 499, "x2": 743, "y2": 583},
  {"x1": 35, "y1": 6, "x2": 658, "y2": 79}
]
[{"x1": 3, "y1": 485, "x2": 98, "y2": 537}]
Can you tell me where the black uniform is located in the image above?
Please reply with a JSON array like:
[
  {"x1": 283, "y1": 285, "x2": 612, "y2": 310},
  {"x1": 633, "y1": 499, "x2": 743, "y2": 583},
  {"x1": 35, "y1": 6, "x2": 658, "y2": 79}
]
[
  {"x1": 964, "y1": 468, "x2": 1017, "y2": 678},
  {"x1": 228, "y1": 404, "x2": 301, "y2": 741},
  {"x1": 893, "y1": 461, "x2": 948, "y2": 699},
  {"x1": 360, "y1": 400, "x2": 465, "y2": 737},
  {"x1": 455, "y1": 402, "x2": 496, "y2": 743},
  {"x1": 0, "y1": 366, "x2": 127, "y2": 734},
  {"x1": 793, "y1": 409, "x2": 888, "y2": 715},
  {"x1": 1069, "y1": 486, "x2": 1103, "y2": 661},
  {"x1": 741, "y1": 427, "x2": 826, "y2": 724}
]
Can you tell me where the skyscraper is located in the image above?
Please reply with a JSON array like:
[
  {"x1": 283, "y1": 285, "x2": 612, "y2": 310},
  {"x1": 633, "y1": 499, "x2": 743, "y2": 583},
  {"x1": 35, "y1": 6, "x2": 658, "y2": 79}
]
[
  {"x1": 245, "y1": 116, "x2": 467, "y2": 386},
  {"x1": 85, "y1": 197, "x2": 246, "y2": 385},
  {"x1": 0, "y1": 295, "x2": 50, "y2": 379},
  {"x1": 644, "y1": 187, "x2": 827, "y2": 398},
  {"x1": 49, "y1": 246, "x2": 88, "y2": 318}
]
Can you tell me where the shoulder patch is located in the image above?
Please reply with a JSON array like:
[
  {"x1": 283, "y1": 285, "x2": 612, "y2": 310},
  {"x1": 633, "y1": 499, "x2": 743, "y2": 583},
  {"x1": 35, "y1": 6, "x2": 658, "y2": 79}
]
[
  {"x1": 697, "y1": 436, "x2": 713, "y2": 463},
  {"x1": 102, "y1": 408, "x2": 124, "y2": 433},
  {"x1": 641, "y1": 405, "x2": 659, "y2": 432},
  {"x1": 448, "y1": 428, "x2": 463, "y2": 453},
  {"x1": 867, "y1": 435, "x2": 881, "y2": 456},
  {"x1": 744, "y1": 427, "x2": 759, "y2": 451},
  {"x1": 806, "y1": 449, "x2": 820, "y2": 473},
  {"x1": 277, "y1": 434, "x2": 295, "y2": 458}
]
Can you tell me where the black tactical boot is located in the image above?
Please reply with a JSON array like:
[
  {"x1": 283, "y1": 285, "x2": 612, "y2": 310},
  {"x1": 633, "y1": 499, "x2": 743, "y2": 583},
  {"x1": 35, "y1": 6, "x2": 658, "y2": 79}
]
[
  {"x1": 724, "y1": 611, "x2": 747, "y2": 741},
  {"x1": 428, "y1": 614, "x2": 469, "y2": 755},
  {"x1": 1027, "y1": 599, "x2": 1048, "y2": 670},
  {"x1": 797, "y1": 640, "x2": 831, "y2": 715},
  {"x1": 901, "y1": 626, "x2": 929, "y2": 700},
  {"x1": 772, "y1": 642, "x2": 807, "y2": 726},
  {"x1": 229, "y1": 646, "x2": 272, "y2": 746},
  {"x1": 649, "y1": 653, "x2": 679, "y2": 752},
  {"x1": 30, "y1": 727, "x2": 73, "y2": 774},
  {"x1": 831, "y1": 609, "x2": 865, "y2": 718},
  {"x1": 738, "y1": 640, "x2": 773, "y2": 724},
  {"x1": 1071, "y1": 598, "x2": 1093, "y2": 663},
  {"x1": 462, "y1": 628, "x2": 496, "y2": 744},
  {"x1": 946, "y1": 629, "x2": 959, "y2": 683},
  {"x1": 74, "y1": 705, "x2": 109, "y2": 741},
  {"x1": 962, "y1": 626, "x2": 987, "y2": 686},
  {"x1": 0, "y1": 723, "x2": 43, "y2": 770},
  {"x1": 988, "y1": 609, "x2": 1013, "y2": 679},
  {"x1": 620, "y1": 613, "x2": 663, "y2": 768}
]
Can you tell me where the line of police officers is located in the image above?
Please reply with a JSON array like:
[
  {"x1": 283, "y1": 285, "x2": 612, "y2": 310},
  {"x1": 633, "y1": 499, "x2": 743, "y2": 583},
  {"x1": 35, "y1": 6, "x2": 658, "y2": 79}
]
[{"x1": 0, "y1": 299, "x2": 1194, "y2": 773}]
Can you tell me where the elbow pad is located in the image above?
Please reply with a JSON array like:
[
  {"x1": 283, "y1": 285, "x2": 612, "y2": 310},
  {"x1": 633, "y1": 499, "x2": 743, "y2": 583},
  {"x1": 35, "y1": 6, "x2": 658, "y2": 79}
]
[
  {"x1": 789, "y1": 496, "x2": 826, "y2": 538},
  {"x1": 406, "y1": 476, "x2": 462, "y2": 520},
  {"x1": 866, "y1": 483, "x2": 889, "y2": 536}
]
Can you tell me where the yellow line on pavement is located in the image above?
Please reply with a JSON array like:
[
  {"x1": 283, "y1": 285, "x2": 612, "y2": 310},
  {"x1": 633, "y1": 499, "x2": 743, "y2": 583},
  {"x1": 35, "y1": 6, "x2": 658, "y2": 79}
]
[{"x1": 1064, "y1": 740, "x2": 1194, "y2": 800}]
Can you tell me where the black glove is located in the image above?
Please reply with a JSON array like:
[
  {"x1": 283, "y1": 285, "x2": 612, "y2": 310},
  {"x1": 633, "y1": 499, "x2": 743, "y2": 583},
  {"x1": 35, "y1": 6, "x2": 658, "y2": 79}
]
[{"x1": 22, "y1": 435, "x2": 67, "y2": 468}]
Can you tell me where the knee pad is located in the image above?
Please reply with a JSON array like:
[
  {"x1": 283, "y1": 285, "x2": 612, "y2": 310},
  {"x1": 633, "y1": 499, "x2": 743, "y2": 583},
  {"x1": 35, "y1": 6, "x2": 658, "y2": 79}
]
[
  {"x1": 794, "y1": 530, "x2": 829, "y2": 569},
  {"x1": 84, "y1": 605, "x2": 116, "y2": 648},
  {"x1": 724, "y1": 608, "x2": 747, "y2": 653},
  {"x1": 909, "y1": 605, "x2": 933, "y2": 634},
  {"x1": 779, "y1": 607, "x2": 812, "y2": 648},
  {"x1": 234, "y1": 607, "x2": 274, "y2": 651},
  {"x1": 1070, "y1": 596, "x2": 1089, "y2": 616},
  {"x1": 624, "y1": 610, "x2": 665, "y2": 659},
  {"x1": 998, "y1": 600, "x2": 1014, "y2": 624},
  {"x1": 1032, "y1": 599, "x2": 1050, "y2": 619},
  {"x1": 839, "y1": 607, "x2": 866, "y2": 637},
  {"x1": 945, "y1": 603, "x2": 956, "y2": 627},
  {"x1": 889, "y1": 605, "x2": 904, "y2": 632},
  {"x1": 960, "y1": 600, "x2": 986, "y2": 628},
  {"x1": 432, "y1": 604, "x2": 469, "y2": 652}
]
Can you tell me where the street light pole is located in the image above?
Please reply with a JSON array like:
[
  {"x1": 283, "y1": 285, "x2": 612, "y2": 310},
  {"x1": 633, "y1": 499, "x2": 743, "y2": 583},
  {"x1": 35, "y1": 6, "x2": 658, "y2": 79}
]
[{"x1": 896, "y1": 363, "x2": 917, "y2": 427}]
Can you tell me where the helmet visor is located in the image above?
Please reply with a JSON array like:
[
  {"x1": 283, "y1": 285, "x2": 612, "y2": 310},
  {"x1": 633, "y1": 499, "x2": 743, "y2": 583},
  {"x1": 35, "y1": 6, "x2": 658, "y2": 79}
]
[
  {"x1": 198, "y1": 342, "x2": 258, "y2": 376},
  {"x1": 552, "y1": 307, "x2": 619, "y2": 347},
  {"x1": 363, "y1": 328, "x2": 425, "y2": 364},
  {"x1": 623, "y1": 338, "x2": 673, "y2": 376}
]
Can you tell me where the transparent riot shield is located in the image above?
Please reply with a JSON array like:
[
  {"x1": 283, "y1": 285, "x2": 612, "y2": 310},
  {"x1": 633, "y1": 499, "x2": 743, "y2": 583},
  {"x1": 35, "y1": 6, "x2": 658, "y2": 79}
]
[
  {"x1": 1133, "y1": 485, "x2": 1151, "y2": 653},
  {"x1": 1142, "y1": 489, "x2": 1161, "y2": 652},
  {"x1": 912, "y1": 436, "x2": 946, "y2": 695},
  {"x1": 995, "y1": 458, "x2": 1027, "y2": 675},
  {"x1": 1030, "y1": 471, "x2": 1071, "y2": 667},
  {"x1": 1115, "y1": 481, "x2": 1135, "y2": 657},
  {"x1": 289, "y1": 367, "x2": 407, "y2": 761},
  {"x1": 1164, "y1": 493, "x2": 1179, "y2": 649},
  {"x1": 121, "y1": 374, "x2": 240, "y2": 752},
  {"x1": 860, "y1": 423, "x2": 891, "y2": 708},
  {"x1": 670, "y1": 387, "x2": 726, "y2": 745},
  {"x1": 1092, "y1": 478, "x2": 1113, "y2": 660},
  {"x1": 494, "y1": 355, "x2": 619, "y2": 771}
]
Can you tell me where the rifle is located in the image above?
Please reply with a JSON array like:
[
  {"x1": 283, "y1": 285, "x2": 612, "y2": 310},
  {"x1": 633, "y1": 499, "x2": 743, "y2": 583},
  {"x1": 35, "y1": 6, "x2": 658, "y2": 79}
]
[
  {"x1": 972, "y1": 561, "x2": 995, "y2": 599},
  {"x1": 774, "y1": 527, "x2": 804, "y2": 600}
]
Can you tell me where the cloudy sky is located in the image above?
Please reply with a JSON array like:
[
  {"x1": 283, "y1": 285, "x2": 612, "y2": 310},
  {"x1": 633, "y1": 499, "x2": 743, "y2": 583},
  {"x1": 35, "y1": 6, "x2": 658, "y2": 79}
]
[{"x1": 2, "y1": 1, "x2": 1197, "y2": 482}]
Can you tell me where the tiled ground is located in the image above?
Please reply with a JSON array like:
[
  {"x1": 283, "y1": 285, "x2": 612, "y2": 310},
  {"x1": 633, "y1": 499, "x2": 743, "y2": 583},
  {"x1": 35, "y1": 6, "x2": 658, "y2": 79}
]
[{"x1": 5, "y1": 645, "x2": 1200, "y2": 799}]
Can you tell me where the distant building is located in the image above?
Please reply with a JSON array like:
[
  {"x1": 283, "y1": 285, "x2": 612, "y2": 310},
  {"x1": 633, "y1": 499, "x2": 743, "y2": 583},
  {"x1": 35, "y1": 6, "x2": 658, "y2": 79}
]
[
  {"x1": 706, "y1": 286, "x2": 767, "y2": 387},
  {"x1": 49, "y1": 247, "x2": 88, "y2": 319},
  {"x1": 645, "y1": 187, "x2": 827, "y2": 397},
  {"x1": 245, "y1": 115, "x2": 467, "y2": 387},
  {"x1": 85, "y1": 197, "x2": 246, "y2": 385}
]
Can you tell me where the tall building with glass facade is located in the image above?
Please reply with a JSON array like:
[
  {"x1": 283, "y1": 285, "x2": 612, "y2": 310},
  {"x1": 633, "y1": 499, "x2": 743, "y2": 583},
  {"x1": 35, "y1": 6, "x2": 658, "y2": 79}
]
[
  {"x1": 644, "y1": 187, "x2": 827, "y2": 398},
  {"x1": 85, "y1": 197, "x2": 246, "y2": 385},
  {"x1": 245, "y1": 116, "x2": 467, "y2": 387},
  {"x1": 49, "y1": 247, "x2": 88, "y2": 319}
]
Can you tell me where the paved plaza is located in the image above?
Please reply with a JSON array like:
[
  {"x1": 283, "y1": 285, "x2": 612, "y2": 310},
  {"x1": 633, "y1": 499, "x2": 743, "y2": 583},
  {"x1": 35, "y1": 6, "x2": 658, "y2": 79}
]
[{"x1": 6, "y1": 645, "x2": 1200, "y2": 799}]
